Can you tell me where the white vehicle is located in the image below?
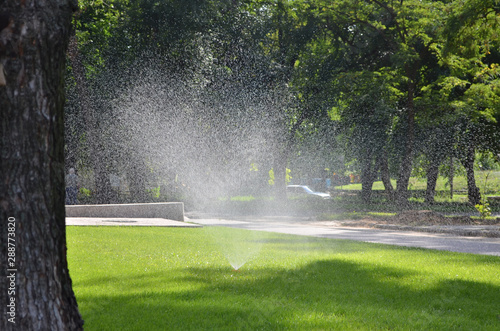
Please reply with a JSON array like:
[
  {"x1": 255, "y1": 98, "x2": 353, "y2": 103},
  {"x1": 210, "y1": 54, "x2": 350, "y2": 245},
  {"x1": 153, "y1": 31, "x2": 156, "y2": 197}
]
[{"x1": 286, "y1": 185, "x2": 331, "y2": 199}]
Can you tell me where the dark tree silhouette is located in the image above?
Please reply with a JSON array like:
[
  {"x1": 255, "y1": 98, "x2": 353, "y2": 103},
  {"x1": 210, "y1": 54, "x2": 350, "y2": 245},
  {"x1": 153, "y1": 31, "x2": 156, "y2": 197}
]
[{"x1": 0, "y1": 0, "x2": 84, "y2": 329}]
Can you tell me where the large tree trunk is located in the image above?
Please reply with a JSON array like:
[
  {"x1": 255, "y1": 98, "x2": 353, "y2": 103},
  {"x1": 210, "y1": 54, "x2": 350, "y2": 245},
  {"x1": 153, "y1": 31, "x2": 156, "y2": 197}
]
[
  {"x1": 0, "y1": 1, "x2": 84, "y2": 330},
  {"x1": 425, "y1": 158, "x2": 440, "y2": 204},
  {"x1": 396, "y1": 69, "x2": 417, "y2": 206},
  {"x1": 360, "y1": 151, "x2": 376, "y2": 202},
  {"x1": 460, "y1": 145, "x2": 481, "y2": 205},
  {"x1": 449, "y1": 157, "x2": 454, "y2": 199},
  {"x1": 377, "y1": 151, "x2": 394, "y2": 201}
]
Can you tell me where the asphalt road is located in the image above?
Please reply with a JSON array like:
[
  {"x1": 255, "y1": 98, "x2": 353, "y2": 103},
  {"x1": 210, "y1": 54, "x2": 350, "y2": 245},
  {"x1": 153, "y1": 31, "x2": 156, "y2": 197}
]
[{"x1": 188, "y1": 215, "x2": 500, "y2": 256}]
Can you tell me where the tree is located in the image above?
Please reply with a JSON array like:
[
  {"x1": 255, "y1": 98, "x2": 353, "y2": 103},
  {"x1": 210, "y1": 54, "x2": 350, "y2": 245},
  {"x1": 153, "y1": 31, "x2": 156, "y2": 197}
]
[
  {"x1": 312, "y1": 0, "x2": 474, "y2": 204},
  {"x1": 261, "y1": 0, "x2": 324, "y2": 201},
  {"x1": 0, "y1": 1, "x2": 84, "y2": 329},
  {"x1": 417, "y1": 123, "x2": 455, "y2": 204},
  {"x1": 65, "y1": 0, "x2": 500, "y2": 207},
  {"x1": 67, "y1": 0, "x2": 130, "y2": 203},
  {"x1": 331, "y1": 72, "x2": 397, "y2": 202},
  {"x1": 67, "y1": 0, "x2": 278, "y2": 202},
  {"x1": 438, "y1": 0, "x2": 500, "y2": 203}
]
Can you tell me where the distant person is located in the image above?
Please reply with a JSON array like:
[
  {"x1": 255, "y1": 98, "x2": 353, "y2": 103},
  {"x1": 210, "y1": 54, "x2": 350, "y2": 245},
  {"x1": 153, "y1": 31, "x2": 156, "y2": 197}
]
[{"x1": 65, "y1": 168, "x2": 79, "y2": 205}]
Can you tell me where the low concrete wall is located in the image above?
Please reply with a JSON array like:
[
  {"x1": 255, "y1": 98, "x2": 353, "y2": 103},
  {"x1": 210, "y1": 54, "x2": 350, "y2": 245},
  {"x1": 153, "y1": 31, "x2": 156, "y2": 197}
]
[{"x1": 66, "y1": 202, "x2": 184, "y2": 222}]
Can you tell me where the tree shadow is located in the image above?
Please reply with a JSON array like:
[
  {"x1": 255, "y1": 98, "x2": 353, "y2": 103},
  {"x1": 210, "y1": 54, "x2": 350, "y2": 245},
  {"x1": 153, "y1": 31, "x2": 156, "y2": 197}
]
[{"x1": 74, "y1": 256, "x2": 500, "y2": 330}]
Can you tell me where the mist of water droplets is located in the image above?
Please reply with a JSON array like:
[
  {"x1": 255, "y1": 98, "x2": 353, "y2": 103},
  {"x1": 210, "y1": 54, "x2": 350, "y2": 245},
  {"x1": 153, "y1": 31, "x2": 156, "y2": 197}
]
[{"x1": 80, "y1": 57, "x2": 293, "y2": 208}]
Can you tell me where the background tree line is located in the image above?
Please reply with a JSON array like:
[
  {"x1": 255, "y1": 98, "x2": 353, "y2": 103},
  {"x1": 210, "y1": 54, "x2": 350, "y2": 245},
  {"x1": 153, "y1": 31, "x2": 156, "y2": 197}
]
[{"x1": 66, "y1": 0, "x2": 500, "y2": 206}]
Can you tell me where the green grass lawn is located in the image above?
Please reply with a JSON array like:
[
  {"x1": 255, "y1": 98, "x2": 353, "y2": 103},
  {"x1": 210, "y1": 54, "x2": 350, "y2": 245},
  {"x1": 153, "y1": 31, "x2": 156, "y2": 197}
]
[
  {"x1": 67, "y1": 226, "x2": 500, "y2": 330},
  {"x1": 335, "y1": 171, "x2": 500, "y2": 196}
]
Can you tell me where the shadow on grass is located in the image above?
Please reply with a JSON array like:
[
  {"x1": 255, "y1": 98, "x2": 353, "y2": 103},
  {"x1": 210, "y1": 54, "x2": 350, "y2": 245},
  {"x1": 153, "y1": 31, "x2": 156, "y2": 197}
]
[{"x1": 75, "y1": 257, "x2": 500, "y2": 330}]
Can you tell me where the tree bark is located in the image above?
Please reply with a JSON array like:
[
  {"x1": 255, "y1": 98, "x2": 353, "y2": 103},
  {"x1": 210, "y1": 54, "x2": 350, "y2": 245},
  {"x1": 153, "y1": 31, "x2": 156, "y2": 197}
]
[
  {"x1": 0, "y1": 1, "x2": 83, "y2": 330},
  {"x1": 377, "y1": 151, "x2": 394, "y2": 201},
  {"x1": 425, "y1": 158, "x2": 440, "y2": 204},
  {"x1": 460, "y1": 145, "x2": 481, "y2": 205},
  {"x1": 360, "y1": 151, "x2": 376, "y2": 202},
  {"x1": 449, "y1": 157, "x2": 454, "y2": 199},
  {"x1": 396, "y1": 68, "x2": 417, "y2": 206}
]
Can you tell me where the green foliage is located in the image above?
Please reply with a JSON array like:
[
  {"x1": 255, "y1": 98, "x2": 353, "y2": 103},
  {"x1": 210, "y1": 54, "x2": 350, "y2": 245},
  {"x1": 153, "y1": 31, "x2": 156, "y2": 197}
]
[
  {"x1": 74, "y1": 0, "x2": 125, "y2": 74},
  {"x1": 475, "y1": 201, "x2": 492, "y2": 220},
  {"x1": 147, "y1": 185, "x2": 161, "y2": 199},
  {"x1": 68, "y1": 0, "x2": 500, "y2": 204},
  {"x1": 79, "y1": 187, "x2": 91, "y2": 197},
  {"x1": 475, "y1": 171, "x2": 494, "y2": 219},
  {"x1": 269, "y1": 167, "x2": 292, "y2": 186},
  {"x1": 268, "y1": 168, "x2": 275, "y2": 186},
  {"x1": 443, "y1": 0, "x2": 500, "y2": 58},
  {"x1": 230, "y1": 195, "x2": 256, "y2": 202},
  {"x1": 477, "y1": 152, "x2": 500, "y2": 170}
]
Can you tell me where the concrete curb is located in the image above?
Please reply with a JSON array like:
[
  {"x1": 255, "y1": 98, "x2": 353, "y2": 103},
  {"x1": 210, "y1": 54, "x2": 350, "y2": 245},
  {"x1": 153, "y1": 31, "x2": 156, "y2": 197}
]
[
  {"x1": 66, "y1": 202, "x2": 184, "y2": 222},
  {"x1": 66, "y1": 217, "x2": 200, "y2": 227}
]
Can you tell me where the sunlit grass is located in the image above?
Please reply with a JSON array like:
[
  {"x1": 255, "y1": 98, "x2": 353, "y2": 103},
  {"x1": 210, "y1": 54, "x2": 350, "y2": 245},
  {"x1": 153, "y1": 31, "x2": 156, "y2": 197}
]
[
  {"x1": 67, "y1": 226, "x2": 500, "y2": 330},
  {"x1": 218, "y1": 195, "x2": 258, "y2": 201},
  {"x1": 335, "y1": 171, "x2": 500, "y2": 195}
]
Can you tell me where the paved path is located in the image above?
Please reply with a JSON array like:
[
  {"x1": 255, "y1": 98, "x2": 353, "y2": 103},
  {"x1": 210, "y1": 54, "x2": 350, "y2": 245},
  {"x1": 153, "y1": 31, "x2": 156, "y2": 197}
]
[
  {"x1": 187, "y1": 215, "x2": 500, "y2": 257},
  {"x1": 65, "y1": 215, "x2": 500, "y2": 256}
]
